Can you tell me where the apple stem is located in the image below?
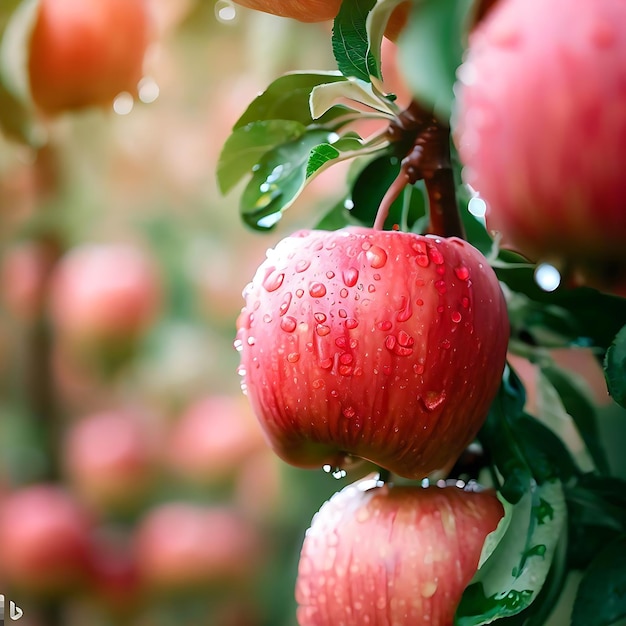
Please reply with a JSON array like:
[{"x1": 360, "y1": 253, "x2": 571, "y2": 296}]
[{"x1": 377, "y1": 101, "x2": 465, "y2": 239}]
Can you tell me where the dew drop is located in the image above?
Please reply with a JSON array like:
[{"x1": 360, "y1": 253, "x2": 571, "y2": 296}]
[
  {"x1": 345, "y1": 318, "x2": 358, "y2": 329},
  {"x1": 340, "y1": 288, "x2": 349, "y2": 299},
  {"x1": 451, "y1": 311, "x2": 462, "y2": 323},
  {"x1": 435, "y1": 280, "x2": 447, "y2": 295},
  {"x1": 366, "y1": 245, "x2": 388, "y2": 269},
  {"x1": 309, "y1": 282, "x2": 327, "y2": 298},
  {"x1": 287, "y1": 352, "x2": 300, "y2": 363},
  {"x1": 326, "y1": 270, "x2": 336, "y2": 279},
  {"x1": 440, "y1": 339, "x2": 451, "y2": 350},
  {"x1": 455, "y1": 265, "x2": 470, "y2": 281},
  {"x1": 422, "y1": 391, "x2": 447, "y2": 411},
  {"x1": 368, "y1": 284, "x2": 376, "y2": 293},
  {"x1": 397, "y1": 330, "x2": 414, "y2": 347},
  {"x1": 461, "y1": 297, "x2": 470, "y2": 309},
  {"x1": 338, "y1": 308, "x2": 348, "y2": 318},
  {"x1": 339, "y1": 353, "x2": 353, "y2": 365},
  {"x1": 279, "y1": 292, "x2": 293, "y2": 316},
  {"x1": 263, "y1": 268, "x2": 285, "y2": 292},
  {"x1": 377, "y1": 320, "x2": 393, "y2": 331},
  {"x1": 316, "y1": 324, "x2": 331, "y2": 336},
  {"x1": 280, "y1": 316, "x2": 297, "y2": 332},
  {"x1": 263, "y1": 313, "x2": 272, "y2": 323},
  {"x1": 314, "y1": 312, "x2": 327, "y2": 323},
  {"x1": 247, "y1": 336, "x2": 256, "y2": 346},
  {"x1": 296, "y1": 259, "x2": 311, "y2": 273},
  {"x1": 312, "y1": 379, "x2": 325, "y2": 389},
  {"x1": 342, "y1": 267, "x2": 359, "y2": 287},
  {"x1": 342, "y1": 406, "x2": 356, "y2": 418},
  {"x1": 428, "y1": 246, "x2": 445, "y2": 265},
  {"x1": 396, "y1": 297, "x2": 413, "y2": 322},
  {"x1": 416, "y1": 298, "x2": 424, "y2": 306},
  {"x1": 335, "y1": 337, "x2": 348, "y2": 349},
  {"x1": 339, "y1": 364, "x2": 354, "y2": 376},
  {"x1": 320, "y1": 357, "x2": 333, "y2": 369},
  {"x1": 233, "y1": 338, "x2": 243, "y2": 352},
  {"x1": 296, "y1": 288, "x2": 304, "y2": 298}
]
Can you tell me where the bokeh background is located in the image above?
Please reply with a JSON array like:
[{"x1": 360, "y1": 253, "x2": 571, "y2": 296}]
[{"x1": 0, "y1": 3, "x2": 358, "y2": 625}]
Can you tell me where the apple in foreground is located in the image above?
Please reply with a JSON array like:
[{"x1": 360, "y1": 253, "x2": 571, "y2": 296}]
[
  {"x1": 455, "y1": 0, "x2": 626, "y2": 294},
  {"x1": 236, "y1": 227, "x2": 509, "y2": 479},
  {"x1": 296, "y1": 476, "x2": 504, "y2": 626},
  {"x1": 28, "y1": 0, "x2": 152, "y2": 114}
]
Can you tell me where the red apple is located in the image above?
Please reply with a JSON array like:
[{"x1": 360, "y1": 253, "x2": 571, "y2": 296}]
[
  {"x1": 166, "y1": 394, "x2": 266, "y2": 486},
  {"x1": 455, "y1": 0, "x2": 626, "y2": 294},
  {"x1": 48, "y1": 243, "x2": 161, "y2": 352},
  {"x1": 235, "y1": 227, "x2": 509, "y2": 479},
  {"x1": 63, "y1": 409, "x2": 160, "y2": 512},
  {"x1": 296, "y1": 476, "x2": 504, "y2": 626},
  {"x1": 28, "y1": 0, "x2": 153, "y2": 114},
  {"x1": 0, "y1": 484, "x2": 92, "y2": 594},
  {"x1": 134, "y1": 502, "x2": 263, "y2": 593}
]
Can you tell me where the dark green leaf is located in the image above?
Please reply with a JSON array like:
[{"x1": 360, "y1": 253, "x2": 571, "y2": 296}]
[
  {"x1": 332, "y1": 0, "x2": 380, "y2": 82},
  {"x1": 604, "y1": 324, "x2": 626, "y2": 409},
  {"x1": 217, "y1": 120, "x2": 307, "y2": 194},
  {"x1": 456, "y1": 481, "x2": 566, "y2": 625},
  {"x1": 540, "y1": 364, "x2": 610, "y2": 475},
  {"x1": 397, "y1": 0, "x2": 472, "y2": 121},
  {"x1": 572, "y1": 534, "x2": 626, "y2": 626},
  {"x1": 349, "y1": 154, "x2": 426, "y2": 230},
  {"x1": 233, "y1": 72, "x2": 349, "y2": 129},
  {"x1": 240, "y1": 130, "x2": 333, "y2": 230},
  {"x1": 305, "y1": 134, "x2": 365, "y2": 178}
]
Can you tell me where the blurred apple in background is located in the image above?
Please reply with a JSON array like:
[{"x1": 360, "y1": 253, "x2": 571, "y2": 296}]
[
  {"x1": 48, "y1": 243, "x2": 161, "y2": 361},
  {"x1": 166, "y1": 394, "x2": 266, "y2": 487},
  {"x1": 27, "y1": 0, "x2": 153, "y2": 115},
  {"x1": 63, "y1": 408, "x2": 162, "y2": 513},
  {"x1": 0, "y1": 484, "x2": 93, "y2": 595},
  {"x1": 134, "y1": 502, "x2": 265, "y2": 594}
]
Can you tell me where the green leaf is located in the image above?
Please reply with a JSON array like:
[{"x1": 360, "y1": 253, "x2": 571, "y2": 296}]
[
  {"x1": 539, "y1": 363, "x2": 610, "y2": 475},
  {"x1": 456, "y1": 480, "x2": 567, "y2": 625},
  {"x1": 572, "y1": 534, "x2": 626, "y2": 626},
  {"x1": 398, "y1": 0, "x2": 472, "y2": 121},
  {"x1": 367, "y1": 0, "x2": 409, "y2": 78},
  {"x1": 604, "y1": 324, "x2": 626, "y2": 409},
  {"x1": 332, "y1": 0, "x2": 380, "y2": 83},
  {"x1": 217, "y1": 120, "x2": 307, "y2": 194},
  {"x1": 239, "y1": 129, "x2": 336, "y2": 230},
  {"x1": 305, "y1": 134, "x2": 365, "y2": 178},
  {"x1": 233, "y1": 72, "x2": 349, "y2": 130}
]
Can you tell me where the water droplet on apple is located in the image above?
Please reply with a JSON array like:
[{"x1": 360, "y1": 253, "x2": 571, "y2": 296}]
[
  {"x1": 296, "y1": 259, "x2": 311, "y2": 273},
  {"x1": 312, "y1": 379, "x2": 325, "y2": 389},
  {"x1": 454, "y1": 265, "x2": 470, "y2": 281},
  {"x1": 342, "y1": 267, "x2": 359, "y2": 287},
  {"x1": 326, "y1": 270, "x2": 335, "y2": 279},
  {"x1": 342, "y1": 406, "x2": 356, "y2": 418},
  {"x1": 314, "y1": 312, "x2": 327, "y2": 323},
  {"x1": 366, "y1": 246, "x2": 387, "y2": 269},
  {"x1": 316, "y1": 324, "x2": 330, "y2": 336},
  {"x1": 309, "y1": 282, "x2": 327, "y2": 298},
  {"x1": 428, "y1": 246, "x2": 445, "y2": 265},
  {"x1": 440, "y1": 339, "x2": 451, "y2": 350},
  {"x1": 280, "y1": 316, "x2": 297, "y2": 332},
  {"x1": 279, "y1": 292, "x2": 292, "y2": 316},
  {"x1": 263, "y1": 313, "x2": 272, "y2": 323},
  {"x1": 422, "y1": 391, "x2": 447, "y2": 411},
  {"x1": 263, "y1": 268, "x2": 285, "y2": 292},
  {"x1": 345, "y1": 318, "x2": 358, "y2": 329},
  {"x1": 377, "y1": 320, "x2": 393, "y2": 331},
  {"x1": 435, "y1": 280, "x2": 447, "y2": 295},
  {"x1": 287, "y1": 352, "x2": 300, "y2": 363},
  {"x1": 451, "y1": 311, "x2": 462, "y2": 323},
  {"x1": 296, "y1": 288, "x2": 304, "y2": 298}
]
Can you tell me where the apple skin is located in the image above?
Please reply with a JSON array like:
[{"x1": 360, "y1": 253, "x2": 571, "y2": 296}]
[
  {"x1": 455, "y1": 0, "x2": 626, "y2": 293},
  {"x1": 236, "y1": 227, "x2": 509, "y2": 479},
  {"x1": 28, "y1": 0, "x2": 152, "y2": 114},
  {"x1": 0, "y1": 485, "x2": 92, "y2": 594},
  {"x1": 296, "y1": 476, "x2": 504, "y2": 626}
]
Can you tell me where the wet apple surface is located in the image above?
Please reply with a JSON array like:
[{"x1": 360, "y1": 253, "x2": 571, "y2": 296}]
[{"x1": 236, "y1": 227, "x2": 509, "y2": 479}]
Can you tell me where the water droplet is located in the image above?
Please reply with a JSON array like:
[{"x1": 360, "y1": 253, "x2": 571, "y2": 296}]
[
  {"x1": 280, "y1": 316, "x2": 297, "y2": 332},
  {"x1": 422, "y1": 391, "x2": 447, "y2": 411},
  {"x1": 397, "y1": 330, "x2": 414, "y2": 347},
  {"x1": 377, "y1": 320, "x2": 393, "y2": 331},
  {"x1": 339, "y1": 353, "x2": 353, "y2": 365},
  {"x1": 368, "y1": 284, "x2": 376, "y2": 293},
  {"x1": 296, "y1": 259, "x2": 311, "y2": 273},
  {"x1": 435, "y1": 280, "x2": 447, "y2": 295},
  {"x1": 312, "y1": 379, "x2": 325, "y2": 389},
  {"x1": 339, "y1": 288, "x2": 349, "y2": 299},
  {"x1": 338, "y1": 309, "x2": 347, "y2": 318},
  {"x1": 534, "y1": 263, "x2": 561, "y2": 292},
  {"x1": 451, "y1": 311, "x2": 462, "y2": 323},
  {"x1": 263, "y1": 313, "x2": 272, "y2": 323},
  {"x1": 314, "y1": 312, "x2": 327, "y2": 323},
  {"x1": 287, "y1": 352, "x2": 300, "y2": 363},
  {"x1": 454, "y1": 266, "x2": 470, "y2": 281},
  {"x1": 309, "y1": 282, "x2": 327, "y2": 298},
  {"x1": 421, "y1": 581, "x2": 438, "y2": 598},
  {"x1": 296, "y1": 288, "x2": 304, "y2": 298},
  {"x1": 339, "y1": 364, "x2": 354, "y2": 376},
  {"x1": 366, "y1": 245, "x2": 388, "y2": 269},
  {"x1": 113, "y1": 91, "x2": 134, "y2": 115},
  {"x1": 414, "y1": 363, "x2": 425, "y2": 375},
  {"x1": 385, "y1": 335, "x2": 396, "y2": 351},
  {"x1": 343, "y1": 406, "x2": 356, "y2": 418},
  {"x1": 440, "y1": 339, "x2": 451, "y2": 350},
  {"x1": 345, "y1": 318, "x2": 358, "y2": 329},
  {"x1": 320, "y1": 357, "x2": 333, "y2": 369},
  {"x1": 247, "y1": 336, "x2": 256, "y2": 346},
  {"x1": 416, "y1": 298, "x2": 424, "y2": 306},
  {"x1": 396, "y1": 297, "x2": 413, "y2": 322},
  {"x1": 233, "y1": 338, "x2": 243, "y2": 352},
  {"x1": 461, "y1": 297, "x2": 470, "y2": 309},
  {"x1": 263, "y1": 268, "x2": 285, "y2": 292},
  {"x1": 342, "y1": 267, "x2": 359, "y2": 287},
  {"x1": 316, "y1": 324, "x2": 330, "y2": 337},
  {"x1": 335, "y1": 336, "x2": 348, "y2": 349},
  {"x1": 279, "y1": 292, "x2": 292, "y2": 316},
  {"x1": 373, "y1": 273, "x2": 381, "y2": 281},
  {"x1": 326, "y1": 270, "x2": 335, "y2": 279},
  {"x1": 428, "y1": 246, "x2": 445, "y2": 265}
]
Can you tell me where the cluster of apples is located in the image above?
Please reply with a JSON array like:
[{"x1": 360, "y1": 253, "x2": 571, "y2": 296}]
[{"x1": 232, "y1": 0, "x2": 626, "y2": 623}]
